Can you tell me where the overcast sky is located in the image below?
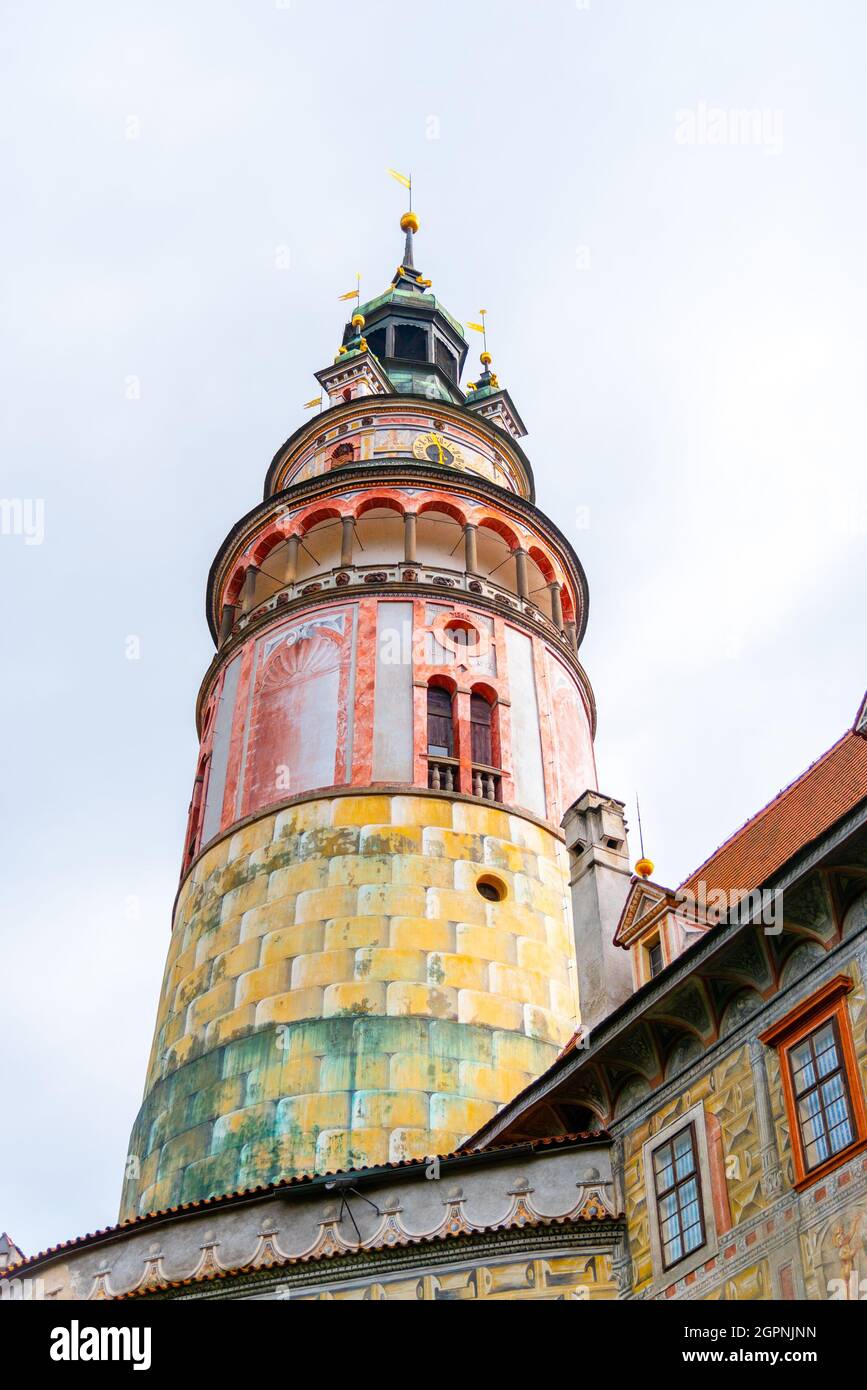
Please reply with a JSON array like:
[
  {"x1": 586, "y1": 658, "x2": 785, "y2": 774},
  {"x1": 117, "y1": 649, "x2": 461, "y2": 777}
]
[{"x1": 3, "y1": 0, "x2": 866, "y2": 1257}]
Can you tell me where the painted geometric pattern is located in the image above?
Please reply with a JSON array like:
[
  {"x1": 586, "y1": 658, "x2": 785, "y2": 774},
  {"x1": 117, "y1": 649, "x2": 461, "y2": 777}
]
[
  {"x1": 293, "y1": 1252, "x2": 618, "y2": 1301},
  {"x1": 625, "y1": 1045, "x2": 760, "y2": 1294},
  {"x1": 625, "y1": 953, "x2": 867, "y2": 1299},
  {"x1": 121, "y1": 793, "x2": 577, "y2": 1219}
]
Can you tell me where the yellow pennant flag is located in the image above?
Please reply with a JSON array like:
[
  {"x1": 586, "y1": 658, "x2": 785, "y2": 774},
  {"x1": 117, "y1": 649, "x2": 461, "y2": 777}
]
[
  {"x1": 466, "y1": 322, "x2": 486, "y2": 335},
  {"x1": 302, "y1": 397, "x2": 321, "y2": 410},
  {"x1": 387, "y1": 167, "x2": 411, "y2": 191},
  {"x1": 337, "y1": 289, "x2": 358, "y2": 301}
]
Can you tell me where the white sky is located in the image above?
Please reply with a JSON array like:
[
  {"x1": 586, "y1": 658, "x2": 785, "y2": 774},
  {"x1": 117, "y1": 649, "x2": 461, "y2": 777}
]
[{"x1": 2, "y1": 0, "x2": 865, "y2": 1257}]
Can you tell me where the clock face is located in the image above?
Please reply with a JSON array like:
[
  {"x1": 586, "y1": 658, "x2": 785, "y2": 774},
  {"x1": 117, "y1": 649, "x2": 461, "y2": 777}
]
[{"x1": 412, "y1": 431, "x2": 464, "y2": 469}]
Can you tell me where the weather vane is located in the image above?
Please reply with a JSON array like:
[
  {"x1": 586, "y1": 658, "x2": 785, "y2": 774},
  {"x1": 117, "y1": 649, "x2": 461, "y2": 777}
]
[
  {"x1": 466, "y1": 309, "x2": 489, "y2": 355},
  {"x1": 387, "y1": 166, "x2": 412, "y2": 210},
  {"x1": 338, "y1": 272, "x2": 362, "y2": 310}
]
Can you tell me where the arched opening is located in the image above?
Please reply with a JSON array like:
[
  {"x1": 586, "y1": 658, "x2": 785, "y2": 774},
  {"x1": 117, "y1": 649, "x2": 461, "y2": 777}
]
[
  {"x1": 525, "y1": 548, "x2": 555, "y2": 620},
  {"x1": 354, "y1": 503, "x2": 404, "y2": 568},
  {"x1": 470, "y1": 692, "x2": 493, "y2": 767},
  {"x1": 294, "y1": 514, "x2": 343, "y2": 584},
  {"x1": 416, "y1": 506, "x2": 465, "y2": 571},
  {"x1": 475, "y1": 521, "x2": 518, "y2": 597},
  {"x1": 427, "y1": 685, "x2": 454, "y2": 757},
  {"x1": 469, "y1": 687, "x2": 502, "y2": 801},
  {"x1": 183, "y1": 754, "x2": 209, "y2": 868},
  {"x1": 426, "y1": 680, "x2": 459, "y2": 792}
]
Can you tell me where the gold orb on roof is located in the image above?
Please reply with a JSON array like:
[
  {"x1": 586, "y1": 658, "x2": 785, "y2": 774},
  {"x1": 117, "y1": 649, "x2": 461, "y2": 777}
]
[
  {"x1": 351, "y1": 313, "x2": 365, "y2": 329},
  {"x1": 635, "y1": 856, "x2": 655, "y2": 880},
  {"x1": 480, "y1": 351, "x2": 492, "y2": 366},
  {"x1": 400, "y1": 211, "x2": 420, "y2": 234}
]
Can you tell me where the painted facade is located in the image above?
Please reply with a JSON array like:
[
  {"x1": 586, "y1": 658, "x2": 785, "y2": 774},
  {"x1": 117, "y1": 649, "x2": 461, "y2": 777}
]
[
  {"x1": 470, "y1": 725, "x2": 867, "y2": 1302},
  {"x1": 117, "y1": 215, "x2": 596, "y2": 1221},
  {"x1": 5, "y1": 217, "x2": 867, "y2": 1304}
]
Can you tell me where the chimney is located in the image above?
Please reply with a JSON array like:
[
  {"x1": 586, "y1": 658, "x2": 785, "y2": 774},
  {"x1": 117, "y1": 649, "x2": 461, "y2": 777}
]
[{"x1": 561, "y1": 791, "x2": 634, "y2": 1034}]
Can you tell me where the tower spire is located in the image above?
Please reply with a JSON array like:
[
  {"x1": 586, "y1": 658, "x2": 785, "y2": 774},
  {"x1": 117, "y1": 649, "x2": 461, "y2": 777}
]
[
  {"x1": 387, "y1": 167, "x2": 427, "y2": 290},
  {"x1": 401, "y1": 211, "x2": 417, "y2": 269}
]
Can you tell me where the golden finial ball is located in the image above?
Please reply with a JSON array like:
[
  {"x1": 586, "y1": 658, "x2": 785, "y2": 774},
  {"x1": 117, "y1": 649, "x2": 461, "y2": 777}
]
[
  {"x1": 635, "y1": 857, "x2": 655, "y2": 880},
  {"x1": 480, "y1": 351, "x2": 492, "y2": 366},
  {"x1": 400, "y1": 211, "x2": 420, "y2": 234},
  {"x1": 351, "y1": 313, "x2": 365, "y2": 329}
]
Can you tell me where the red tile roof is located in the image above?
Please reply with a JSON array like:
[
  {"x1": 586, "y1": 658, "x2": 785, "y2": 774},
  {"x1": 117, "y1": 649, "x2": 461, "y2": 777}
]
[{"x1": 679, "y1": 727, "x2": 867, "y2": 899}]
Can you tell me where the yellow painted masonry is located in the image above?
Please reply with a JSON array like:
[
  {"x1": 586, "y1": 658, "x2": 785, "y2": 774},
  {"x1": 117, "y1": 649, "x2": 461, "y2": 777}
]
[{"x1": 121, "y1": 794, "x2": 578, "y2": 1219}]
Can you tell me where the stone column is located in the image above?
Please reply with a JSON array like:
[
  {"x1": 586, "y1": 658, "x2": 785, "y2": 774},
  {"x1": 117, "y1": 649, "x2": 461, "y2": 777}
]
[
  {"x1": 549, "y1": 581, "x2": 564, "y2": 632},
  {"x1": 218, "y1": 604, "x2": 237, "y2": 646},
  {"x1": 749, "y1": 1039, "x2": 783, "y2": 1199},
  {"x1": 565, "y1": 619, "x2": 578, "y2": 652},
  {"x1": 514, "y1": 547, "x2": 529, "y2": 600},
  {"x1": 340, "y1": 517, "x2": 355, "y2": 568},
  {"x1": 404, "y1": 512, "x2": 417, "y2": 565},
  {"x1": 240, "y1": 565, "x2": 260, "y2": 615},
  {"x1": 464, "y1": 523, "x2": 478, "y2": 575},
  {"x1": 282, "y1": 535, "x2": 299, "y2": 586}
]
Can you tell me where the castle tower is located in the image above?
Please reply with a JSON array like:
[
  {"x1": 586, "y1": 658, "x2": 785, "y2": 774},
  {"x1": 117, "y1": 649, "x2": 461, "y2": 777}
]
[{"x1": 120, "y1": 215, "x2": 599, "y2": 1220}]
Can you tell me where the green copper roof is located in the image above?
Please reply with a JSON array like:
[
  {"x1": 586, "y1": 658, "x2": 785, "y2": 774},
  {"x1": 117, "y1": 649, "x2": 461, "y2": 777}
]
[{"x1": 357, "y1": 286, "x2": 466, "y2": 343}]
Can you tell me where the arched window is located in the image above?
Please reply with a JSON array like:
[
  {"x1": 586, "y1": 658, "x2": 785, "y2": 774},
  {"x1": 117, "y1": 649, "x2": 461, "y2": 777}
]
[
  {"x1": 183, "y1": 755, "x2": 209, "y2": 868},
  {"x1": 427, "y1": 686, "x2": 454, "y2": 757},
  {"x1": 470, "y1": 693, "x2": 493, "y2": 767}
]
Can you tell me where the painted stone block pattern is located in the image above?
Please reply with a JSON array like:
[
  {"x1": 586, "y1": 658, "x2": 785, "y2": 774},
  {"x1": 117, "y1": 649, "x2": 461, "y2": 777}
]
[{"x1": 121, "y1": 792, "x2": 577, "y2": 1219}]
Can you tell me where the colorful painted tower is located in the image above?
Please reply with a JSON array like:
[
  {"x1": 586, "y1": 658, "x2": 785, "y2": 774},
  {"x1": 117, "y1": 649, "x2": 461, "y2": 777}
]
[{"x1": 120, "y1": 214, "x2": 599, "y2": 1220}]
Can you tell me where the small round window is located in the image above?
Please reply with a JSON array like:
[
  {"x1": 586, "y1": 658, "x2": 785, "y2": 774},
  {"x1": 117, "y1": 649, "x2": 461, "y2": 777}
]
[{"x1": 476, "y1": 874, "x2": 507, "y2": 903}]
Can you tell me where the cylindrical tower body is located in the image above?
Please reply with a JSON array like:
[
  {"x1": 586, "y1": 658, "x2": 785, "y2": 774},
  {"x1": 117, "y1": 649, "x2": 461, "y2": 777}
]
[{"x1": 121, "y1": 242, "x2": 598, "y2": 1220}]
